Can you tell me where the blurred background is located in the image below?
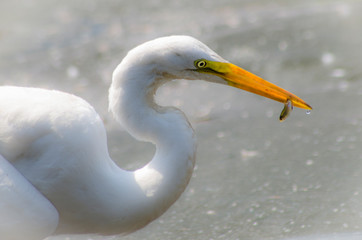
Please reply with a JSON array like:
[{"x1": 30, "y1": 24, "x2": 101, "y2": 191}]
[{"x1": 1, "y1": 0, "x2": 362, "y2": 239}]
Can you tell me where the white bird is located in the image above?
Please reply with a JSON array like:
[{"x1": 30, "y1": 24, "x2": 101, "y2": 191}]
[{"x1": 0, "y1": 35, "x2": 311, "y2": 239}]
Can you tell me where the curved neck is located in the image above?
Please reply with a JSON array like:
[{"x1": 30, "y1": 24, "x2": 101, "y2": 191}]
[{"x1": 106, "y1": 64, "x2": 196, "y2": 233}]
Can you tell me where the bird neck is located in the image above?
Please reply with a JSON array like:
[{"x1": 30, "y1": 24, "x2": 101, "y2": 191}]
[{"x1": 108, "y1": 65, "x2": 196, "y2": 232}]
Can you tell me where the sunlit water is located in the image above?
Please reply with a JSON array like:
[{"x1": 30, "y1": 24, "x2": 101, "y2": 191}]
[{"x1": 1, "y1": 0, "x2": 362, "y2": 239}]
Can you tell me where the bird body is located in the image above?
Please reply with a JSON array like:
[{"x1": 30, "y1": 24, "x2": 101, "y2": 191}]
[
  {"x1": 0, "y1": 36, "x2": 311, "y2": 239},
  {"x1": 0, "y1": 86, "x2": 195, "y2": 235}
]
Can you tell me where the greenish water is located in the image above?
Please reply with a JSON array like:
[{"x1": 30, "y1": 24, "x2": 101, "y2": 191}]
[{"x1": 1, "y1": 0, "x2": 362, "y2": 239}]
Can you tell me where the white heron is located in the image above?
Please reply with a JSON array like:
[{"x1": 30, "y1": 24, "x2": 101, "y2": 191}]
[{"x1": 0, "y1": 35, "x2": 311, "y2": 239}]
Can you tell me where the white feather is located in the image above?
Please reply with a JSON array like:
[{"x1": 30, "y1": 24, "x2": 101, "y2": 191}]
[{"x1": 0, "y1": 36, "x2": 227, "y2": 237}]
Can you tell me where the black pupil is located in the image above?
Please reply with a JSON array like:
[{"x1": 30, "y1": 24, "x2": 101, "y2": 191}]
[{"x1": 198, "y1": 61, "x2": 205, "y2": 67}]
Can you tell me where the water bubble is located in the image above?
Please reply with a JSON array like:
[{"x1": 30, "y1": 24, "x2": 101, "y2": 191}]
[
  {"x1": 306, "y1": 110, "x2": 311, "y2": 115},
  {"x1": 321, "y1": 52, "x2": 335, "y2": 65},
  {"x1": 306, "y1": 159, "x2": 314, "y2": 166},
  {"x1": 331, "y1": 68, "x2": 346, "y2": 78},
  {"x1": 206, "y1": 210, "x2": 216, "y2": 215},
  {"x1": 67, "y1": 66, "x2": 79, "y2": 79}
]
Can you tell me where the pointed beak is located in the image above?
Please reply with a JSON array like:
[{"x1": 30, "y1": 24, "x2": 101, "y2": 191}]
[{"x1": 219, "y1": 63, "x2": 312, "y2": 110}]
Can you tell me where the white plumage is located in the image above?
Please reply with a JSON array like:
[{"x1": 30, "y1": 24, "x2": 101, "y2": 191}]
[{"x1": 0, "y1": 36, "x2": 310, "y2": 239}]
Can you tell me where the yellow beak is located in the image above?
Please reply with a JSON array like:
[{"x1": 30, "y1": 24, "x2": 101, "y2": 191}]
[
  {"x1": 195, "y1": 59, "x2": 312, "y2": 111},
  {"x1": 221, "y1": 63, "x2": 312, "y2": 110}
]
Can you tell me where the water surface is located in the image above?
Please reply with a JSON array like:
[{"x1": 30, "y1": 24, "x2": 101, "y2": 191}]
[{"x1": 1, "y1": 0, "x2": 362, "y2": 239}]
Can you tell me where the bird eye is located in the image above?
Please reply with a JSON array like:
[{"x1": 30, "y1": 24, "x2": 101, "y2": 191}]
[{"x1": 195, "y1": 60, "x2": 207, "y2": 69}]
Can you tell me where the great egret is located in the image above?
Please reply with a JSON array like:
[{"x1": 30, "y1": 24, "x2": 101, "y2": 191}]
[{"x1": 0, "y1": 35, "x2": 311, "y2": 239}]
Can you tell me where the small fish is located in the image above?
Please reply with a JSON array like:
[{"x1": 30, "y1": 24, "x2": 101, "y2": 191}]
[{"x1": 279, "y1": 99, "x2": 293, "y2": 122}]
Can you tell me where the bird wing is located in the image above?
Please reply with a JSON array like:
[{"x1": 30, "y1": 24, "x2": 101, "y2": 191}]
[{"x1": 0, "y1": 154, "x2": 59, "y2": 240}]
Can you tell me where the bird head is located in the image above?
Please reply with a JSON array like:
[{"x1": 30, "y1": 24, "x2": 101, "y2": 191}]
[{"x1": 114, "y1": 35, "x2": 312, "y2": 121}]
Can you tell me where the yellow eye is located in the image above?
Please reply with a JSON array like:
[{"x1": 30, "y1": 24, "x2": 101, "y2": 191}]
[{"x1": 195, "y1": 59, "x2": 207, "y2": 68}]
